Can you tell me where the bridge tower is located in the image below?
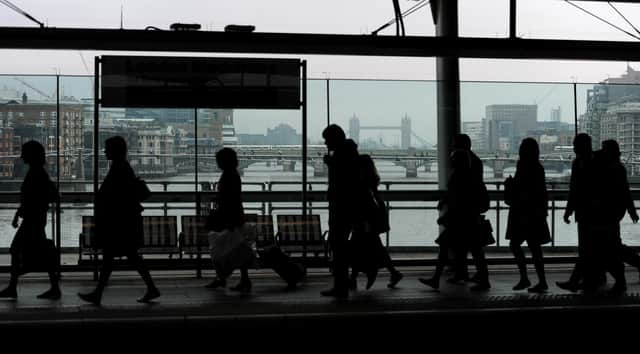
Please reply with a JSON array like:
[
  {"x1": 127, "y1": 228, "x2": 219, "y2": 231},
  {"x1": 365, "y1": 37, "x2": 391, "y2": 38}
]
[
  {"x1": 401, "y1": 115, "x2": 411, "y2": 149},
  {"x1": 348, "y1": 115, "x2": 360, "y2": 143}
]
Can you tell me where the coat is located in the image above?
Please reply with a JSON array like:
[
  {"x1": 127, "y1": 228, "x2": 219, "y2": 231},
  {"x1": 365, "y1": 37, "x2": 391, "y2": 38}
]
[{"x1": 95, "y1": 159, "x2": 144, "y2": 256}]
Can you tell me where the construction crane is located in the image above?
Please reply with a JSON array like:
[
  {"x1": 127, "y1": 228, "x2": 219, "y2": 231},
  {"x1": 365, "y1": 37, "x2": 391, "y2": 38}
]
[{"x1": 12, "y1": 77, "x2": 54, "y2": 100}]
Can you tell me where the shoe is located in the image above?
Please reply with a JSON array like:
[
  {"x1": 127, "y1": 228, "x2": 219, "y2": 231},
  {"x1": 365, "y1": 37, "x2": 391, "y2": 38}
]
[
  {"x1": 419, "y1": 277, "x2": 439, "y2": 290},
  {"x1": 527, "y1": 283, "x2": 548, "y2": 293},
  {"x1": 37, "y1": 288, "x2": 61, "y2": 300},
  {"x1": 78, "y1": 291, "x2": 102, "y2": 306},
  {"x1": 230, "y1": 281, "x2": 252, "y2": 293},
  {"x1": 0, "y1": 287, "x2": 17, "y2": 299},
  {"x1": 205, "y1": 279, "x2": 226, "y2": 289},
  {"x1": 388, "y1": 271, "x2": 403, "y2": 289},
  {"x1": 366, "y1": 270, "x2": 378, "y2": 290},
  {"x1": 320, "y1": 288, "x2": 348, "y2": 298},
  {"x1": 512, "y1": 279, "x2": 531, "y2": 291},
  {"x1": 137, "y1": 288, "x2": 160, "y2": 303},
  {"x1": 556, "y1": 280, "x2": 579, "y2": 293},
  {"x1": 470, "y1": 282, "x2": 491, "y2": 291}
]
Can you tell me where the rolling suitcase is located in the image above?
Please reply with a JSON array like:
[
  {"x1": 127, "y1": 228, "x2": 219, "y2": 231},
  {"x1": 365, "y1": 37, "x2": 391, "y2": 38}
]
[{"x1": 260, "y1": 246, "x2": 306, "y2": 289}]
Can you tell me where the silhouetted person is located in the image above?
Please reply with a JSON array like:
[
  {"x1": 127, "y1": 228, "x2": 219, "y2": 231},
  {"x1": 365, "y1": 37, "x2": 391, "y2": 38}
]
[
  {"x1": 204, "y1": 147, "x2": 253, "y2": 292},
  {"x1": 78, "y1": 136, "x2": 160, "y2": 305},
  {"x1": 348, "y1": 154, "x2": 403, "y2": 290},
  {"x1": 590, "y1": 139, "x2": 634, "y2": 295},
  {"x1": 420, "y1": 149, "x2": 490, "y2": 291},
  {"x1": 504, "y1": 138, "x2": 550, "y2": 293},
  {"x1": 557, "y1": 133, "x2": 599, "y2": 292},
  {"x1": 447, "y1": 133, "x2": 484, "y2": 283},
  {"x1": 0, "y1": 141, "x2": 60, "y2": 299},
  {"x1": 321, "y1": 124, "x2": 360, "y2": 298}
]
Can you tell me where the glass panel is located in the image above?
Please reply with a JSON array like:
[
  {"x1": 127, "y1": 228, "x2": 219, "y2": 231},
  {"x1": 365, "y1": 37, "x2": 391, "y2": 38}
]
[
  {"x1": 0, "y1": 75, "x2": 58, "y2": 262},
  {"x1": 461, "y1": 81, "x2": 576, "y2": 245},
  {"x1": 57, "y1": 75, "x2": 93, "y2": 249},
  {"x1": 328, "y1": 79, "x2": 437, "y2": 246}
]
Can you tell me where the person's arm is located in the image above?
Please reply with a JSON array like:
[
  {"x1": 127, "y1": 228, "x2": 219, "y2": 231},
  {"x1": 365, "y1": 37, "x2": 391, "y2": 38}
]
[
  {"x1": 621, "y1": 166, "x2": 639, "y2": 223},
  {"x1": 564, "y1": 161, "x2": 578, "y2": 223}
]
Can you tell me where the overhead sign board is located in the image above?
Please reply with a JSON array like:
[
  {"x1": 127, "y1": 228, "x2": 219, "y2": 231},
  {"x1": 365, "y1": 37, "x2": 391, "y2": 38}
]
[{"x1": 101, "y1": 56, "x2": 301, "y2": 109}]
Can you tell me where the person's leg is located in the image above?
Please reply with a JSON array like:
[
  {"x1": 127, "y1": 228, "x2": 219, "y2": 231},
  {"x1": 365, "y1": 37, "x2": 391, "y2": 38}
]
[
  {"x1": 469, "y1": 246, "x2": 490, "y2": 291},
  {"x1": 78, "y1": 252, "x2": 114, "y2": 305},
  {"x1": 510, "y1": 241, "x2": 530, "y2": 290},
  {"x1": 37, "y1": 271, "x2": 61, "y2": 299},
  {"x1": 128, "y1": 252, "x2": 160, "y2": 303},
  {"x1": 230, "y1": 267, "x2": 252, "y2": 292},
  {"x1": 419, "y1": 246, "x2": 448, "y2": 289},
  {"x1": 0, "y1": 253, "x2": 20, "y2": 298},
  {"x1": 528, "y1": 242, "x2": 548, "y2": 293},
  {"x1": 321, "y1": 225, "x2": 349, "y2": 297}
]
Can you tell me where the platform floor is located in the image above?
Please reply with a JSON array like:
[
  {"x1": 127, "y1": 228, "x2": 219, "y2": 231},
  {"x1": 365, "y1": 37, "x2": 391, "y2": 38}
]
[{"x1": 0, "y1": 263, "x2": 639, "y2": 334}]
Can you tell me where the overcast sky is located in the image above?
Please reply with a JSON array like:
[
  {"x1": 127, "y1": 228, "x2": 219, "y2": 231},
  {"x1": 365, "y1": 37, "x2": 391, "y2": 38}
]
[{"x1": 3, "y1": 0, "x2": 640, "y2": 142}]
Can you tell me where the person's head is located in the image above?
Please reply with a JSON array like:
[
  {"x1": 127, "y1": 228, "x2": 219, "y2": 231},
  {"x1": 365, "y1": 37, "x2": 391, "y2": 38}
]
[
  {"x1": 358, "y1": 154, "x2": 380, "y2": 187},
  {"x1": 322, "y1": 124, "x2": 346, "y2": 151},
  {"x1": 216, "y1": 147, "x2": 238, "y2": 171},
  {"x1": 453, "y1": 134, "x2": 472, "y2": 151},
  {"x1": 104, "y1": 136, "x2": 127, "y2": 161},
  {"x1": 21, "y1": 140, "x2": 46, "y2": 166},
  {"x1": 573, "y1": 133, "x2": 592, "y2": 156},
  {"x1": 519, "y1": 137, "x2": 540, "y2": 162},
  {"x1": 601, "y1": 139, "x2": 621, "y2": 163},
  {"x1": 450, "y1": 149, "x2": 471, "y2": 172}
]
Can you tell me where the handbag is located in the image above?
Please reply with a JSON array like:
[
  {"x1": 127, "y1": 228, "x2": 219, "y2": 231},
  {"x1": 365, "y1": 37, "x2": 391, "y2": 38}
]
[
  {"x1": 478, "y1": 215, "x2": 495, "y2": 246},
  {"x1": 134, "y1": 177, "x2": 151, "y2": 202},
  {"x1": 205, "y1": 203, "x2": 225, "y2": 232},
  {"x1": 369, "y1": 191, "x2": 390, "y2": 234}
]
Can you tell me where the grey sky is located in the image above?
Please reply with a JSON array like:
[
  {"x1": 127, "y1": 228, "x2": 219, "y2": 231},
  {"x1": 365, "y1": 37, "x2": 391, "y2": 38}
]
[{"x1": 2, "y1": 1, "x2": 640, "y2": 143}]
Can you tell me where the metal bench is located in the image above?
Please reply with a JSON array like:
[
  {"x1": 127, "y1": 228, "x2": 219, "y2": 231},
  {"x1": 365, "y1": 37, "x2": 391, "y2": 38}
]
[
  {"x1": 78, "y1": 215, "x2": 179, "y2": 279},
  {"x1": 276, "y1": 214, "x2": 328, "y2": 259}
]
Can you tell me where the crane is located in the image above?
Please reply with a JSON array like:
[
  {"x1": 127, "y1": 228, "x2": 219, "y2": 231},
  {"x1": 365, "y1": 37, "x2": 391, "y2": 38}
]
[{"x1": 12, "y1": 77, "x2": 54, "y2": 100}]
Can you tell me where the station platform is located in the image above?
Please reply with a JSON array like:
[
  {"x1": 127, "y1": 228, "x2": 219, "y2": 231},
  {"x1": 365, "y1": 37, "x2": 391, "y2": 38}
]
[{"x1": 0, "y1": 263, "x2": 639, "y2": 335}]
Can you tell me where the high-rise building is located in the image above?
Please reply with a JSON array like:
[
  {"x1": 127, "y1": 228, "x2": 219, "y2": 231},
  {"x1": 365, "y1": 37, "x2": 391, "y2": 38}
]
[
  {"x1": 485, "y1": 104, "x2": 537, "y2": 152},
  {"x1": 582, "y1": 65, "x2": 640, "y2": 148},
  {"x1": 0, "y1": 95, "x2": 84, "y2": 179},
  {"x1": 462, "y1": 120, "x2": 486, "y2": 151}
]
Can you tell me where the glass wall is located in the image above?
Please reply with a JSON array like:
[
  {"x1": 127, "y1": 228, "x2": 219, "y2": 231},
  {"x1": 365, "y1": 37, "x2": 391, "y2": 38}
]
[
  {"x1": 329, "y1": 79, "x2": 438, "y2": 246},
  {"x1": 1, "y1": 74, "x2": 637, "y2": 256}
]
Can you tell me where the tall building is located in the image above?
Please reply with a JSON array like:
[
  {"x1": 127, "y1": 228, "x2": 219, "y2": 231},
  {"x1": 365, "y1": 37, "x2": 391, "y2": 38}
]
[
  {"x1": 485, "y1": 104, "x2": 537, "y2": 152},
  {"x1": 0, "y1": 95, "x2": 84, "y2": 179},
  {"x1": 582, "y1": 65, "x2": 640, "y2": 148},
  {"x1": 600, "y1": 102, "x2": 640, "y2": 166},
  {"x1": 462, "y1": 120, "x2": 486, "y2": 151}
]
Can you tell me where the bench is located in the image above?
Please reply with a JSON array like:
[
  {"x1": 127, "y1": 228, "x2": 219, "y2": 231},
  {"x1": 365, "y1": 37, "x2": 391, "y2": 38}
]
[
  {"x1": 78, "y1": 215, "x2": 179, "y2": 279},
  {"x1": 276, "y1": 214, "x2": 328, "y2": 259},
  {"x1": 179, "y1": 214, "x2": 276, "y2": 277}
]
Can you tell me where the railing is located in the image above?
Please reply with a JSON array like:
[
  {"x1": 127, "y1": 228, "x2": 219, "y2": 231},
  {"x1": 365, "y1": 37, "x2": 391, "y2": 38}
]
[{"x1": 2, "y1": 179, "x2": 639, "y2": 258}]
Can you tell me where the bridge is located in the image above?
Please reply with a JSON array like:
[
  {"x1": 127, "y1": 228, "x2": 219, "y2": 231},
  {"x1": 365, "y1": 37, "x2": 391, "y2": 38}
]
[{"x1": 348, "y1": 115, "x2": 433, "y2": 150}]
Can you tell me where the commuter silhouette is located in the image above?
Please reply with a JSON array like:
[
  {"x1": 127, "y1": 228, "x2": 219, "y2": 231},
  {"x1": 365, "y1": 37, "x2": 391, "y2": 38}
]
[
  {"x1": 420, "y1": 149, "x2": 491, "y2": 291},
  {"x1": 557, "y1": 133, "x2": 601, "y2": 293},
  {"x1": 348, "y1": 154, "x2": 403, "y2": 290},
  {"x1": 504, "y1": 138, "x2": 550, "y2": 293},
  {"x1": 588, "y1": 139, "x2": 633, "y2": 295},
  {"x1": 0, "y1": 141, "x2": 60, "y2": 299},
  {"x1": 78, "y1": 136, "x2": 160, "y2": 305},
  {"x1": 447, "y1": 134, "x2": 484, "y2": 283},
  {"x1": 204, "y1": 147, "x2": 253, "y2": 292},
  {"x1": 321, "y1": 124, "x2": 360, "y2": 298}
]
